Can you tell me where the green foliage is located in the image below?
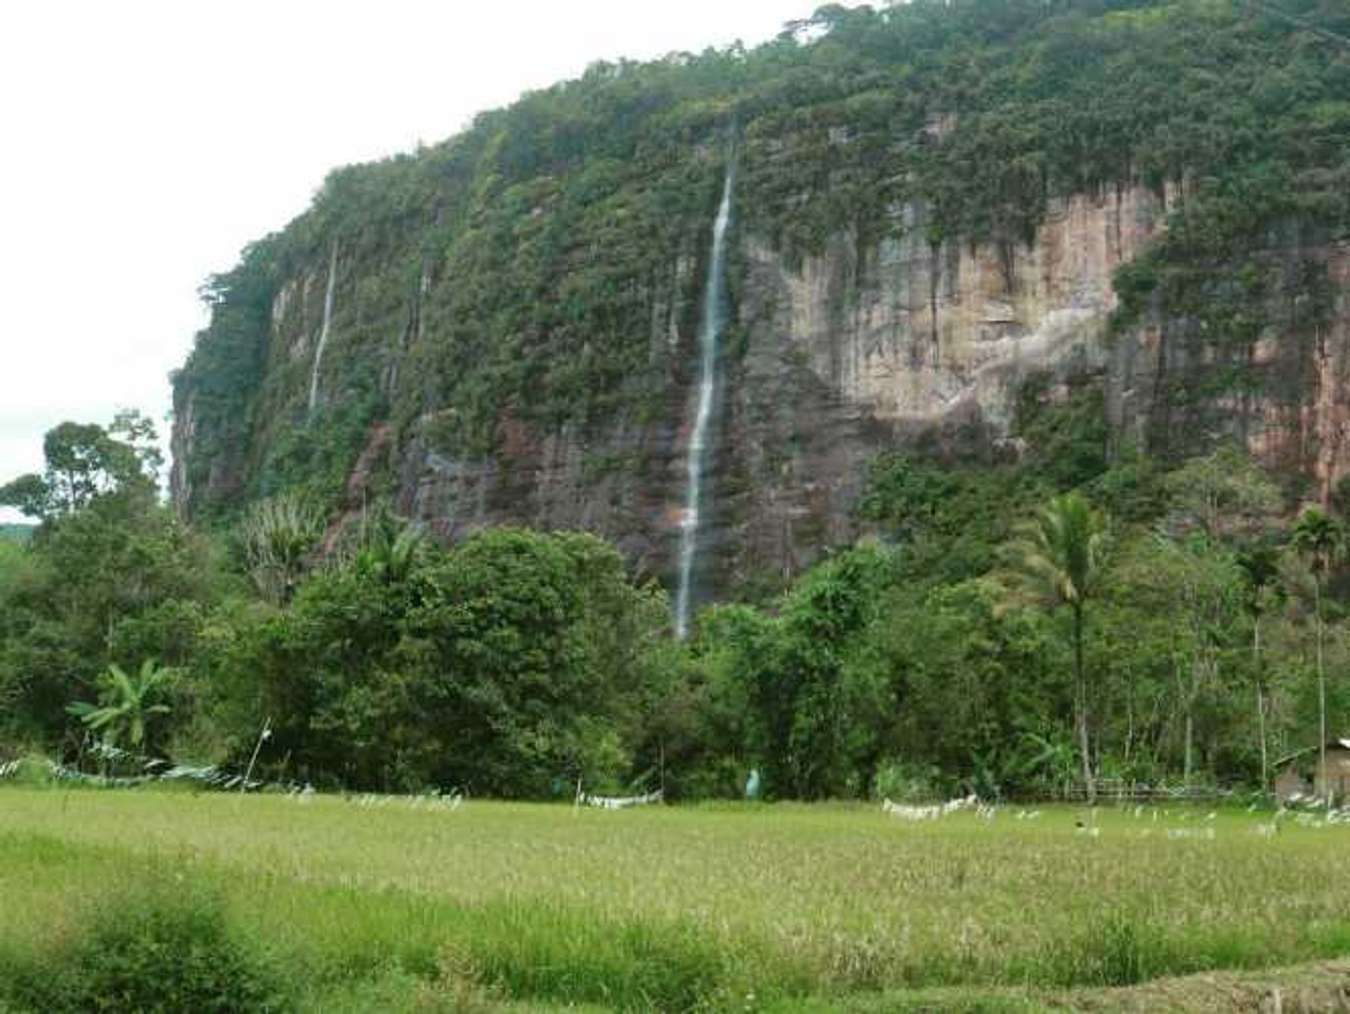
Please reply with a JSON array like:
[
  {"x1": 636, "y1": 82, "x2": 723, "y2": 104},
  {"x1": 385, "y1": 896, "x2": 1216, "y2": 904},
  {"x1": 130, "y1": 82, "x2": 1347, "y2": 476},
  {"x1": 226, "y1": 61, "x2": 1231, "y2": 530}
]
[
  {"x1": 0, "y1": 485, "x2": 214, "y2": 745},
  {"x1": 1012, "y1": 376, "x2": 1109, "y2": 491},
  {"x1": 0, "y1": 412, "x2": 161, "y2": 523},
  {"x1": 681, "y1": 544, "x2": 899, "y2": 799},
  {"x1": 66, "y1": 660, "x2": 176, "y2": 754},
  {"x1": 855, "y1": 578, "x2": 1056, "y2": 795},
  {"x1": 1004, "y1": 493, "x2": 1109, "y2": 615},
  {"x1": 172, "y1": 240, "x2": 281, "y2": 519},
  {"x1": 237, "y1": 492, "x2": 324, "y2": 604},
  {"x1": 1291, "y1": 506, "x2": 1346, "y2": 576},
  {"x1": 3, "y1": 878, "x2": 283, "y2": 1013},
  {"x1": 1, "y1": 388, "x2": 1345, "y2": 800},
  {"x1": 1004, "y1": 492, "x2": 1109, "y2": 797},
  {"x1": 858, "y1": 455, "x2": 1049, "y2": 586},
  {"x1": 208, "y1": 527, "x2": 666, "y2": 795}
]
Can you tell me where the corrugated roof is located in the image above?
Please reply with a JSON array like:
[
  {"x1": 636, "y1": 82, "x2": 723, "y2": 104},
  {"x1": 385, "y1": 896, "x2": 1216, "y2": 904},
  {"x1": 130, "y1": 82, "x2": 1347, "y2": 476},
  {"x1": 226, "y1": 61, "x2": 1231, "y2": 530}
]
[{"x1": 1273, "y1": 739, "x2": 1350, "y2": 767}]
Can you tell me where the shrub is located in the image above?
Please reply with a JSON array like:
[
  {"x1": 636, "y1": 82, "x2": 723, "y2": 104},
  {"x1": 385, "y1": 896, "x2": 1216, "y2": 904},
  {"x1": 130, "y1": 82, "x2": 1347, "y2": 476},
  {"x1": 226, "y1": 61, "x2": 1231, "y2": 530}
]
[
  {"x1": 872, "y1": 759, "x2": 946, "y2": 802},
  {"x1": 5, "y1": 878, "x2": 285, "y2": 1013}
]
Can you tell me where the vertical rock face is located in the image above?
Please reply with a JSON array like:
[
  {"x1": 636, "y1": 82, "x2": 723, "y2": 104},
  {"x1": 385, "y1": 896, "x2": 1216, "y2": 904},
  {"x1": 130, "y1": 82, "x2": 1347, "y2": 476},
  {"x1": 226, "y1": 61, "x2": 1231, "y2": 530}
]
[
  {"x1": 751, "y1": 185, "x2": 1171, "y2": 431},
  {"x1": 708, "y1": 184, "x2": 1171, "y2": 589},
  {"x1": 170, "y1": 177, "x2": 1350, "y2": 598},
  {"x1": 388, "y1": 248, "x2": 703, "y2": 585},
  {"x1": 356, "y1": 183, "x2": 1176, "y2": 593},
  {"x1": 1109, "y1": 231, "x2": 1350, "y2": 503}
]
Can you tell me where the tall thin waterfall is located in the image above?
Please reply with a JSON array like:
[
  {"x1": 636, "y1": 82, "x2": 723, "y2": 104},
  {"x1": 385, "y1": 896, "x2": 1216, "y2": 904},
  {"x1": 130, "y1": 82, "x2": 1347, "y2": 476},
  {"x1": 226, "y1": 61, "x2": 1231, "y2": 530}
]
[
  {"x1": 674, "y1": 166, "x2": 734, "y2": 639},
  {"x1": 308, "y1": 242, "x2": 339, "y2": 415}
]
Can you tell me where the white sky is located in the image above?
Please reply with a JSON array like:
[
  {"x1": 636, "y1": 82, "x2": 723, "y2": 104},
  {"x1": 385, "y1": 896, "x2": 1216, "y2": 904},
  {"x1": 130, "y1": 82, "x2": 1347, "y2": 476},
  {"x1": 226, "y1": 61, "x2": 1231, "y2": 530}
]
[{"x1": 0, "y1": 0, "x2": 860, "y2": 523}]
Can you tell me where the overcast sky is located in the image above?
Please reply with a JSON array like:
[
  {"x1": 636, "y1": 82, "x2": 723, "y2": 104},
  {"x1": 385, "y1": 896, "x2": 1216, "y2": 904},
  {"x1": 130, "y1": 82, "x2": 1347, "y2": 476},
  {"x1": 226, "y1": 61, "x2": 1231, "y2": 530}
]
[{"x1": 0, "y1": 0, "x2": 859, "y2": 523}]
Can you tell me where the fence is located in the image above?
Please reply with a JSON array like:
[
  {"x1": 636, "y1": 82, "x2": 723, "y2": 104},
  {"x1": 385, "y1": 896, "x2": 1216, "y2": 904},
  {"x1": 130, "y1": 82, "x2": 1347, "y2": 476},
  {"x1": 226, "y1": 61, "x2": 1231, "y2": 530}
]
[{"x1": 1060, "y1": 779, "x2": 1229, "y2": 803}]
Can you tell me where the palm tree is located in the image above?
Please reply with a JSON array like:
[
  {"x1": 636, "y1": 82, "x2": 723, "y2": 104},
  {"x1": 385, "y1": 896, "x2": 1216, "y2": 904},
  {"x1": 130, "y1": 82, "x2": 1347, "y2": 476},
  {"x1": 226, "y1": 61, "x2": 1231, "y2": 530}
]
[
  {"x1": 67, "y1": 659, "x2": 175, "y2": 754},
  {"x1": 1290, "y1": 508, "x2": 1345, "y2": 808},
  {"x1": 1005, "y1": 493, "x2": 1108, "y2": 803}
]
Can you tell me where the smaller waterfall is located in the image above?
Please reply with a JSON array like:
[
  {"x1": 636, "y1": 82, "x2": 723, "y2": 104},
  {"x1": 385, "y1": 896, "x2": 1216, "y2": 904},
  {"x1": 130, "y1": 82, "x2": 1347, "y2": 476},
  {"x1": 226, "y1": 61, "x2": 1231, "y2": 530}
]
[
  {"x1": 674, "y1": 166, "x2": 734, "y2": 639},
  {"x1": 308, "y1": 242, "x2": 339, "y2": 415}
]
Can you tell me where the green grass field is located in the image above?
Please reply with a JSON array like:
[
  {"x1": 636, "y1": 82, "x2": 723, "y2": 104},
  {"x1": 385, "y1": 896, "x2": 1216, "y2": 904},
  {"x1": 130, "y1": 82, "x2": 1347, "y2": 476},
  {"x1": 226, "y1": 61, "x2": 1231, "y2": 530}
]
[{"x1": 2, "y1": 788, "x2": 1348, "y2": 1011}]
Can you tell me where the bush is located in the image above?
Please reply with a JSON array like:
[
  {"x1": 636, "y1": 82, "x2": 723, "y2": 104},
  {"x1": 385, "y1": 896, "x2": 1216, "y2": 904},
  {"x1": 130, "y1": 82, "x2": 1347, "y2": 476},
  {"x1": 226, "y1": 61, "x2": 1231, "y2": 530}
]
[
  {"x1": 4, "y1": 879, "x2": 284, "y2": 1013},
  {"x1": 872, "y1": 759, "x2": 945, "y2": 802},
  {"x1": 0, "y1": 755, "x2": 57, "y2": 788}
]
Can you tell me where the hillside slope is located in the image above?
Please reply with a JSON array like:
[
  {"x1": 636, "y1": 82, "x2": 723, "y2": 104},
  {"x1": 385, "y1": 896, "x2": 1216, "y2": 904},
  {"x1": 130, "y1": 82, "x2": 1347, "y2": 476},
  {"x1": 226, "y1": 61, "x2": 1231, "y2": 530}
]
[{"x1": 171, "y1": 0, "x2": 1350, "y2": 599}]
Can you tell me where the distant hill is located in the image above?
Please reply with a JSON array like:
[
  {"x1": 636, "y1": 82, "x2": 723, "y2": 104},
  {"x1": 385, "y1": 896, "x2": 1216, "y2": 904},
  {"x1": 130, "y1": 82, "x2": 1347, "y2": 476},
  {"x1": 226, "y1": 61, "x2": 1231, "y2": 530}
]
[{"x1": 0, "y1": 523, "x2": 35, "y2": 544}]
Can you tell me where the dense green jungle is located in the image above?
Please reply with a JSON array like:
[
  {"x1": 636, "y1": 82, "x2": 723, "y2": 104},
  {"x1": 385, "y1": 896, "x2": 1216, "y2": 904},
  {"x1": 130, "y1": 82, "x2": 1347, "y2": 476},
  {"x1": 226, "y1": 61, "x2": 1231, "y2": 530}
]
[{"x1": 3, "y1": 0, "x2": 1350, "y2": 803}]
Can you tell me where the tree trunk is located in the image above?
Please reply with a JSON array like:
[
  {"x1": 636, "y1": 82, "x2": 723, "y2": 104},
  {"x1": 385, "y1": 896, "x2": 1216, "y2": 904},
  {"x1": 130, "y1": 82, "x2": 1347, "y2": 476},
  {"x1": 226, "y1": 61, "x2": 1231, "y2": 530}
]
[
  {"x1": 1184, "y1": 708, "x2": 1194, "y2": 788},
  {"x1": 1254, "y1": 615, "x2": 1268, "y2": 791},
  {"x1": 1316, "y1": 578, "x2": 1328, "y2": 810},
  {"x1": 1125, "y1": 686, "x2": 1134, "y2": 767},
  {"x1": 1074, "y1": 603, "x2": 1094, "y2": 804}
]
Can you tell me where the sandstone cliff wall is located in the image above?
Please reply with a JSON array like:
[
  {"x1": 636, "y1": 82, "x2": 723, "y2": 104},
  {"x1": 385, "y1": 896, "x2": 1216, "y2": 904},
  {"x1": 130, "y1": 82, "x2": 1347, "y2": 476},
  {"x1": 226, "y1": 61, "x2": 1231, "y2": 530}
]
[
  {"x1": 171, "y1": 179, "x2": 1350, "y2": 596},
  {"x1": 367, "y1": 183, "x2": 1185, "y2": 591}
]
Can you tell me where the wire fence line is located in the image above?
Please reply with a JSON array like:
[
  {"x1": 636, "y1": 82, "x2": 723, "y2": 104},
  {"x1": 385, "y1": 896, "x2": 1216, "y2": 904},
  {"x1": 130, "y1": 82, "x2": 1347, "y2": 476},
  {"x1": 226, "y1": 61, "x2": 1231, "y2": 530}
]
[{"x1": 0, "y1": 741, "x2": 466, "y2": 810}]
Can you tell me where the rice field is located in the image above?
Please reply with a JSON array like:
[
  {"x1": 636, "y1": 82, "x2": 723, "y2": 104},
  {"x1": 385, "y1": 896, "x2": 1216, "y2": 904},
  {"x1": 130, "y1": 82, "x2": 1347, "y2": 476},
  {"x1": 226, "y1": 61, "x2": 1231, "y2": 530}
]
[{"x1": 2, "y1": 787, "x2": 1349, "y2": 1011}]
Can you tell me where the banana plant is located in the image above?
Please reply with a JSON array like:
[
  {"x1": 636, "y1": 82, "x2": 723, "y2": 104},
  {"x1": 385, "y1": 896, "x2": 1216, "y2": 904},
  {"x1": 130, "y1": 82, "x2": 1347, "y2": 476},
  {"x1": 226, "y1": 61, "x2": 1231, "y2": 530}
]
[{"x1": 67, "y1": 659, "x2": 175, "y2": 752}]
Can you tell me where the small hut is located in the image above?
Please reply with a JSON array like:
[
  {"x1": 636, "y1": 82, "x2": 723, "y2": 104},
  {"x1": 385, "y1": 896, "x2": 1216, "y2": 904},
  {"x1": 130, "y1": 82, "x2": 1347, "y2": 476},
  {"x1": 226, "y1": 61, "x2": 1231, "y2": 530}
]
[
  {"x1": 1274, "y1": 763, "x2": 1310, "y2": 802},
  {"x1": 1315, "y1": 739, "x2": 1350, "y2": 804},
  {"x1": 1275, "y1": 739, "x2": 1350, "y2": 803}
]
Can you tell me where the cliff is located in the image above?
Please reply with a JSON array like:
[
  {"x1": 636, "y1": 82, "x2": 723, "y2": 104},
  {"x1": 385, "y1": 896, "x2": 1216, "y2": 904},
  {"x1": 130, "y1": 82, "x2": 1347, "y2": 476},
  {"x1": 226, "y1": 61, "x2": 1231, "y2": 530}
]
[{"x1": 170, "y1": 0, "x2": 1350, "y2": 600}]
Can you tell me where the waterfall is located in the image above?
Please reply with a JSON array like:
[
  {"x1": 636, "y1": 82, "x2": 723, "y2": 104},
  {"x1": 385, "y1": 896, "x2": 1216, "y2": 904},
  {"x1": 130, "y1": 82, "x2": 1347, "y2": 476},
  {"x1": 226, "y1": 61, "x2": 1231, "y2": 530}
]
[
  {"x1": 308, "y1": 242, "x2": 339, "y2": 415},
  {"x1": 674, "y1": 166, "x2": 734, "y2": 639}
]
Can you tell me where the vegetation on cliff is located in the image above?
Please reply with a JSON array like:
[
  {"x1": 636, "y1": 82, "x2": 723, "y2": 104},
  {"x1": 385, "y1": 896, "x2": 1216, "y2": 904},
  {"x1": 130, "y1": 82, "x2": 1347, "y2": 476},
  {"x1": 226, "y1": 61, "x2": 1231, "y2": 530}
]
[{"x1": 171, "y1": 0, "x2": 1350, "y2": 519}]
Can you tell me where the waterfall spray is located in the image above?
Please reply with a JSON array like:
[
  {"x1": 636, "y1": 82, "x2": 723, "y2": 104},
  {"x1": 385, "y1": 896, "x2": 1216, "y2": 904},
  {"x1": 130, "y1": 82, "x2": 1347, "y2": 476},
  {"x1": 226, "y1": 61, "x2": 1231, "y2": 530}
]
[
  {"x1": 674, "y1": 165, "x2": 734, "y2": 639},
  {"x1": 308, "y1": 241, "x2": 339, "y2": 415}
]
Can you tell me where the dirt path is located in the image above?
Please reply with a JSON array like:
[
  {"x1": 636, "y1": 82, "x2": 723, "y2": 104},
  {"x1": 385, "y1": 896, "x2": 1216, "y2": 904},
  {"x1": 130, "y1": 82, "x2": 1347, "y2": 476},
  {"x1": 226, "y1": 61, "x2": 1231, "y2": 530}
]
[{"x1": 1060, "y1": 959, "x2": 1350, "y2": 1012}]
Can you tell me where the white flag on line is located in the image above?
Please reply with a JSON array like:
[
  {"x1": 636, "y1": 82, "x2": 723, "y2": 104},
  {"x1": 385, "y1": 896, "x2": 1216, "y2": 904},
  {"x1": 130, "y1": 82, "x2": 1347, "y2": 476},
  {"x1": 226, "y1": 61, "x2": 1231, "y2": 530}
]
[
  {"x1": 580, "y1": 789, "x2": 663, "y2": 809},
  {"x1": 881, "y1": 793, "x2": 977, "y2": 821}
]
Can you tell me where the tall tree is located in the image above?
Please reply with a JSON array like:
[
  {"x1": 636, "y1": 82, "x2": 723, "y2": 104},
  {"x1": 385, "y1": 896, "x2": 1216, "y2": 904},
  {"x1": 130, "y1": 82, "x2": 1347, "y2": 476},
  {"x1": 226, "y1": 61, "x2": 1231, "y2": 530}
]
[
  {"x1": 1238, "y1": 544, "x2": 1282, "y2": 788},
  {"x1": 1150, "y1": 533, "x2": 1242, "y2": 787},
  {"x1": 1290, "y1": 508, "x2": 1345, "y2": 808},
  {"x1": 1005, "y1": 493, "x2": 1108, "y2": 802},
  {"x1": 0, "y1": 413, "x2": 160, "y2": 522}
]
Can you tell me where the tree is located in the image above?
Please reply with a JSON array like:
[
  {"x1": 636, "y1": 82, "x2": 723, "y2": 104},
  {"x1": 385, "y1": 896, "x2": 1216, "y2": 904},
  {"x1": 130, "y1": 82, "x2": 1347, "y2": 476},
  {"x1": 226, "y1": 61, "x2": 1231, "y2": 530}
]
[
  {"x1": 1163, "y1": 444, "x2": 1280, "y2": 539},
  {"x1": 67, "y1": 659, "x2": 176, "y2": 754},
  {"x1": 1149, "y1": 533, "x2": 1243, "y2": 787},
  {"x1": 405, "y1": 528, "x2": 611, "y2": 795},
  {"x1": 238, "y1": 493, "x2": 324, "y2": 605},
  {"x1": 241, "y1": 527, "x2": 663, "y2": 795},
  {"x1": 0, "y1": 424, "x2": 213, "y2": 746},
  {"x1": 864, "y1": 576, "x2": 1053, "y2": 797},
  {"x1": 776, "y1": 544, "x2": 893, "y2": 798},
  {"x1": 1004, "y1": 493, "x2": 1108, "y2": 802},
  {"x1": 0, "y1": 474, "x2": 51, "y2": 521},
  {"x1": 1237, "y1": 543, "x2": 1282, "y2": 788},
  {"x1": 0, "y1": 415, "x2": 160, "y2": 522},
  {"x1": 1290, "y1": 508, "x2": 1345, "y2": 807}
]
